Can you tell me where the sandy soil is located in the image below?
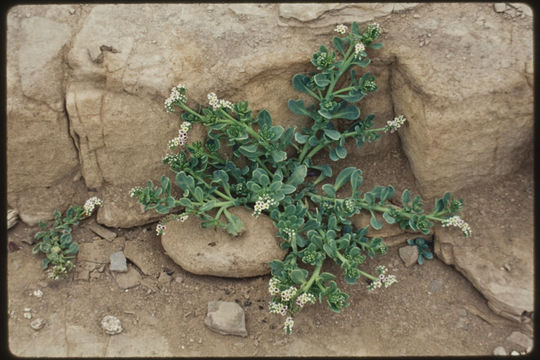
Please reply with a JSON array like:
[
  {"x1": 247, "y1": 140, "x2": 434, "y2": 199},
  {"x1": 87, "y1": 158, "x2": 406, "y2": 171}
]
[{"x1": 6, "y1": 147, "x2": 532, "y2": 357}]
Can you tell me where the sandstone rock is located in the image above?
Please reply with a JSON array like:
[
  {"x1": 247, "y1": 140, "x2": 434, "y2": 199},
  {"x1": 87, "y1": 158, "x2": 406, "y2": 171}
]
[
  {"x1": 398, "y1": 245, "x2": 418, "y2": 267},
  {"x1": 87, "y1": 221, "x2": 117, "y2": 241},
  {"x1": 388, "y1": 3, "x2": 533, "y2": 197},
  {"x1": 113, "y1": 265, "x2": 141, "y2": 289},
  {"x1": 77, "y1": 238, "x2": 124, "y2": 264},
  {"x1": 123, "y1": 239, "x2": 163, "y2": 276},
  {"x1": 433, "y1": 168, "x2": 533, "y2": 323},
  {"x1": 95, "y1": 184, "x2": 163, "y2": 228},
  {"x1": 7, "y1": 209, "x2": 18, "y2": 229},
  {"x1": 161, "y1": 207, "x2": 286, "y2": 278},
  {"x1": 493, "y1": 3, "x2": 507, "y2": 13},
  {"x1": 278, "y1": 3, "x2": 418, "y2": 27},
  {"x1": 204, "y1": 301, "x2": 248, "y2": 337}
]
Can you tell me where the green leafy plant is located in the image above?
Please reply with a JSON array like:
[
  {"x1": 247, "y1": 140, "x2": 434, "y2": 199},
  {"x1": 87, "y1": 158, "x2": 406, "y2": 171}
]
[
  {"x1": 406, "y1": 237, "x2": 434, "y2": 265},
  {"x1": 32, "y1": 197, "x2": 102, "y2": 279},
  {"x1": 132, "y1": 21, "x2": 471, "y2": 334}
]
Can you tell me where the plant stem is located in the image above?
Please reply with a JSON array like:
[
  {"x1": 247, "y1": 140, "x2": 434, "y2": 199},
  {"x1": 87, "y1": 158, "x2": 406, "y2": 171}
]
[
  {"x1": 307, "y1": 192, "x2": 446, "y2": 222},
  {"x1": 300, "y1": 261, "x2": 323, "y2": 293},
  {"x1": 178, "y1": 103, "x2": 204, "y2": 120}
]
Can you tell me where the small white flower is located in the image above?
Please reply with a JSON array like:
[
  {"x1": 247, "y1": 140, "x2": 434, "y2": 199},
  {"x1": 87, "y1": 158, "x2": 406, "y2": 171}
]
[
  {"x1": 384, "y1": 115, "x2": 407, "y2": 133},
  {"x1": 375, "y1": 265, "x2": 388, "y2": 276},
  {"x1": 442, "y1": 216, "x2": 472, "y2": 237},
  {"x1": 284, "y1": 316, "x2": 294, "y2": 334},
  {"x1": 156, "y1": 223, "x2": 166, "y2": 236},
  {"x1": 354, "y1": 42, "x2": 366, "y2": 57},
  {"x1": 165, "y1": 84, "x2": 187, "y2": 112},
  {"x1": 269, "y1": 301, "x2": 288, "y2": 316},
  {"x1": 83, "y1": 197, "x2": 103, "y2": 216},
  {"x1": 295, "y1": 293, "x2": 316, "y2": 308},
  {"x1": 129, "y1": 186, "x2": 143, "y2": 197},
  {"x1": 252, "y1": 194, "x2": 276, "y2": 217},
  {"x1": 280, "y1": 286, "x2": 298, "y2": 302},
  {"x1": 334, "y1": 24, "x2": 347, "y2": 34}
]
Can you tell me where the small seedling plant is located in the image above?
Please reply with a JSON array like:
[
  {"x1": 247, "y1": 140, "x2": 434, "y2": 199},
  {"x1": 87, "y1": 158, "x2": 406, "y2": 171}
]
[
  {"x1": 132, "y1": 22, "x2": 471, "y2": 334},
  {"x1": 32, "y1": 197, "x2": 103, "y2": 279}
]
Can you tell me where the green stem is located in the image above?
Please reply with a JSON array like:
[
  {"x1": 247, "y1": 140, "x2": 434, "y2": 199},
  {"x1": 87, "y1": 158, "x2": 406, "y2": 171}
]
[
  {"x1": 185, "y1": 168, "x2": 231, "y2": 201},
  {"x1": 300, "y1": 261, "x2": 323, "y2": 293},
  {"x1": 307, "y1": 192, "x2": 446, "y2": 222},
  {"x1": 178, "y1": 103, "x2": 204, "y2": 120}
]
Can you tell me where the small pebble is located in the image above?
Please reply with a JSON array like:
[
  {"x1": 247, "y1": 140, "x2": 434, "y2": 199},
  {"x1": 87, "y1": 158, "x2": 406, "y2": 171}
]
[
  {"x1": 23, "y1": 312, "x2": 32, "y2": 319},
  {"x1": 30, "y1": 318, "x2": 45, "y2": 331},
  {"x1": 33, "y1": 289, "x2": 43, "y2": 297},
  {"x1": 511, "y1": 350, "x2": 520, "y2": 356},
  {"x1": 101, "y1": 315, "x2": 123, "y2": 335},
  {"x1": 493, "y1": 346, "x2": 507, "y2": 356}
]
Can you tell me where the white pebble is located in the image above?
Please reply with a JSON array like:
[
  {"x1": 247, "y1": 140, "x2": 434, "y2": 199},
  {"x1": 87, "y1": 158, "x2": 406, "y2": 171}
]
[
  {"x1": 101, "y1": 315, "x2": 123, "y2": 335},
  {"x1": 23, "y1": 312, "x2": 32, "y2": 319},
  {"x1": 33, "y1": 289, "x2": 43, "y2": 298}
]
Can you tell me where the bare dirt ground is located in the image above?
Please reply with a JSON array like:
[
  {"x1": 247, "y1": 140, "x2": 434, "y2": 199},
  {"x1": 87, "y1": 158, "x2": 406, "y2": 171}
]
[{"x1": 6, "y1": 147, "x2": 533, "y2": 357}]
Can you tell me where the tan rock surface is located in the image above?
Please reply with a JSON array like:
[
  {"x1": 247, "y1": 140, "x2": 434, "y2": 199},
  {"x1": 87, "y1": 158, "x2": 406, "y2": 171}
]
[{"x1": 161, "y1": 207, "x2": 287, "y2": 277}]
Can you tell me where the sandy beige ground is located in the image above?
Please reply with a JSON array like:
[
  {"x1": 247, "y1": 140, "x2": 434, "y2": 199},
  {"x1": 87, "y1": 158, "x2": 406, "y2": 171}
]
[{"x1": 7, "y1": 149, "x2": 532, "y2": 357}]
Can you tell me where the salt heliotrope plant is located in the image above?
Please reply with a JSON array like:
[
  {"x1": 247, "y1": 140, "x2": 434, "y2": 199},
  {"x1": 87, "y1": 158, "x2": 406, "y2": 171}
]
[
  {"x1": 32, "y1": 197, "x2": 103, "y2": 280},
  {"x1": 131, "y1": 21, "x2": 471, "y2": 334}
]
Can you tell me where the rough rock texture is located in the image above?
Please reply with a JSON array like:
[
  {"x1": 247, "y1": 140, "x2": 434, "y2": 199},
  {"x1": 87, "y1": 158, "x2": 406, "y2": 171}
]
[
  {"x1": 161, "y1": 207, "x2": 287, "y2": 277},
  {"x1": 433, "y1": 167, "x2": 533, "y2": 323},
  {"x1": 7, "y1": 3, "x2": 533, "y2": 225},
  {"x1": 398, "y1": 245, "x2": 418, "y2": 267},
  {"x1": 385, "y1": 3, "x2": 533, "y2": 197},
  {"x1": 204, "y1": 301, "x2": 248, "y2": 337},
  {"x1": 95, "y1": 184, "x2": 163, "y2": 228},
  {"x1": 6, "y1": 8, "x2": 83, "y2": 223}
]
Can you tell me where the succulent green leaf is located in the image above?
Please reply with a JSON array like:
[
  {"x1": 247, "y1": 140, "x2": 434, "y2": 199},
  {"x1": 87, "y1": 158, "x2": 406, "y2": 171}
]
[
  {"x1": 287, "y1": 165, "x2": 307, "y2": 187},
  {"x1": 324, "y1": 129, "x2": 341, "y2": 140},
  {"x1": 292, "y1": 74, "x2": 311, "y2": 94},
  {"x1": 333, "y1": 36, "x2": 345, "y2": 55},
  {"x1": 290, "y1": 268, "x2": 309, "y2": 284},
  {"x1": 322, "y1": 184, "x2": 336, "y2": 198},
  {"x1": 334, "y1": 167, "x2": 356, "y2": 190},
  {"x1": 288, "y1": 99, "x2": 312, "y2": 117}
]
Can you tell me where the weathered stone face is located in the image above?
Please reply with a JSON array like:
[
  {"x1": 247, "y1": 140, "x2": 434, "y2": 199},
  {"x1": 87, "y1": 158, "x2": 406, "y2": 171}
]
[
  {"x1": 7, "y1": 3, "x2": 533, "y2": 226},
  {"x1": 161, "y1": 207, "x2": 287, "y2": 278}
]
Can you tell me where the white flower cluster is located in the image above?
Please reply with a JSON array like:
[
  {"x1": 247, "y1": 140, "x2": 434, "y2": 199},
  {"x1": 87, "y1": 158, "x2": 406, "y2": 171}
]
[
  {"x1": 384, "y1": 115, "x2": 407, "y2": 133},
  {"x1": 334, "y1": 24, "x2": 347, "y2": 34},
  {"x1": 281, "y1": 286, "x2": 298, "y2": 302},
  {"x1": 252, "y1": 194, "x2": 276, "y2": 217},
  {"x1": 162, "y1": 153, "x2": 180, "y2": 164},
  {"x1": 165, "y1": 84, "x2": 187, "y2": 112},
  {"x1": 268, "y1": 277, "x2": 281, "y2": 296},
  {"x1": 178, "y1": 214, "x2": 189, "y2": 222},
  {"x1": 442, "y1": 216, "x2": 472, "y2": 237},
  {"x1": 344, "y1": 198, "x2": 356, "y2": 213},
  {"x1": 207, "y1": 92, "x2": 233, "y2": 111},
  {"x1": 283, "y1": 227, "x2": 296, "y2": 241},
  {"x1": 269, "y1": 301, "x2": 288, "y2": 316},
  {"x1": 129, "y1": 186, "x2": 143, "y2": 198},
  {"x1": 156, "y1": 223, "x2": 166, "y2": 236},
  {"x1": 367, "y1": 266, "x2": 398, "y2": 292},
  {"x1": 168, "y1": 122, "x2": 192, "y2": 149},
  {"x1": 354, "y1": 42, "x2": 366, "y2": 58},
  {"x1": 295, "y1": 293, "x2": 316, "y2": 308},
  {"x1": 83, "y1": 196, "x2": 103, "y2": 216},
  {"x1": 284, "y1": 316, "x2": 294, "y2": 334}
]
